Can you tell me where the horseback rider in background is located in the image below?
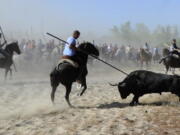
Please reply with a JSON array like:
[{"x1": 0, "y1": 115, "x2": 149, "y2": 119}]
[
  {"x1": 0, "y1": 32, "x2": 8, "y2": 59},
  {"x1": 169, "y1": 39, "x2": 180, "y2": 57},
  {"x1": 144, "y1": 42, "x2": 151, "y2": 54}
]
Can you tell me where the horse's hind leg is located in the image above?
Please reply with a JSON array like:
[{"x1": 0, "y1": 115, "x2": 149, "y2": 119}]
[
  {"x1": 65, "y1": 84, "x2": 73, "y2": 107},
  {"x1": 51, "y1": 85, "x2": 58, "y2": 104}
]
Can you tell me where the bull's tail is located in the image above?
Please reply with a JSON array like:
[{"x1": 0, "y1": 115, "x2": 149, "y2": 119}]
[{"x1": 109, "y1": 82, "x2": 118, "y2": 86}]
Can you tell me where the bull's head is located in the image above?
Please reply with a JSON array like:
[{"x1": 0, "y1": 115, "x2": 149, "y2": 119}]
[{"x1": 118, "y1": 82, "x2": 131, "y2": 99}]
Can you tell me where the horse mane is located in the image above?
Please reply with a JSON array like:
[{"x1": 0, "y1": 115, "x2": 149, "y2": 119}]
[
  {"x1": 78, "y1": 42, "x2": 92, "y2": 49},
  {"x1": 6, "y1": 42, "x2": 17, "y2": 47}
]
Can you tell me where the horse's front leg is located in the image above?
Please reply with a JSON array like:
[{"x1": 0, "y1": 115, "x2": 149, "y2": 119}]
[
  {"x1": 146, "y1": 61, "x2": 149, "y2": 70},
  {"x1": 65, "y1": 83, "x2": 73, "y2": 108},
  {"x1": 140, "y1": 60, "x2": 143, "y2": 69},
  {"x1": 172, "y1": 68, "x2": 175, "y2": 74},
  {"x1": 9, "y1": 68, "x2": 12, "y2": 79},
  {"x1": 4, "y1": 68, "x2": 9, "y2": 80},
  {"x1": 79, "y1": 77, "x2": 87, "y2": 96}
]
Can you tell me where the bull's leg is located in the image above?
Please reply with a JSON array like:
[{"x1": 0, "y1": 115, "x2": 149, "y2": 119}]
[
  {"x1": 79, "y1": 77, "x2": 87, "y2": 96},
  {"x1": 65, "y1": 84, "x2": 73, "y2": 107},
  {"x1": 130, "y1": 95, "x2": 139, "y2": 106},
  {"x1": 51, "y1": 85, "x2": 58, "y2": 104}
]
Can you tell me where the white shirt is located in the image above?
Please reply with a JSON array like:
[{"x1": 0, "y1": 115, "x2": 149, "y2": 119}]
[{"x1": 63, "y1": 36, "x2": 76, "y2": 56}]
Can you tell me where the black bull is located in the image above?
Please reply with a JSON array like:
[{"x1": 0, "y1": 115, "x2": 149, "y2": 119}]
[{"x1": 110, "y1": 70, "x2": 180, "y2": 106}]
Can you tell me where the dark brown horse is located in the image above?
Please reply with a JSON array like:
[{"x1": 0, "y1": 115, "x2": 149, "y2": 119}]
[
  {"x1": 139, "y1": 48, "x2": 152, "y2": 69},
  {"x1": 160, "y1": 48, "x2": 180, "y2": 74},
  {"x1": 0, "y1": 42, "x2": 21, "y2": 79},
  {"x1": 50, "y1": 42, "x2": 99, "y2": 107}
]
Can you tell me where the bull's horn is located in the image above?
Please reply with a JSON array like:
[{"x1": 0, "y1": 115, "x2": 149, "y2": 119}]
[
  {"x1": 109, "y1": 83, "x2": 118, "y2": 86},
  {"x1": 120, "y1": 82, "x2": 126, "y2": 87}
]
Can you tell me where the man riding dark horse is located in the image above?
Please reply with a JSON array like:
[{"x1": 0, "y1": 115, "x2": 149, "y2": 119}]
[
  {"x1": 50, "y1": 37, "x2": 99, "y2": 107},
  {"x1": 62, "y1": 30, "x2": 80, "y2": 61},
  {"x1": 62, "y1": 30, "x2": 87, "y2": 82},
  {"x1": 160, "y1": 39, "x2": 180, "y2": 74},
  {"x1": 0, "y1": 33, "x2": 9, "y2": 59},
  {"x1": 144, "y1": 42, "x2": 151, "y2": 54},
  {"x1": 169, "y1": 39, "x2": 180, "y2": 57},
  {"x1": 162, "y1": 39, "x2": 180, "y2": 60}
]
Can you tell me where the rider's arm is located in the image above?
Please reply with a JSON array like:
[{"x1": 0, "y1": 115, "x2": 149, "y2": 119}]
[
  {"x1": 69, "y1": 43, "x2": 78, "y2": 51},
  {"x1": 67, "y1": 37, "x2": 78, "y2": 51}
]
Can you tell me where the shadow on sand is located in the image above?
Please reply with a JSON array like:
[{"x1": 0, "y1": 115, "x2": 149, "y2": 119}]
[
  {"x1": 75, "y1": 101, "x2": 180, "y2": 109},
  {"x1": 97, "y1": 102, "x2": 129, "y2": 109},
  {"x1": 139, "y1": 101, "x2": 180, "y2": 106},
  {"x1": 76, "y1": 102, "x2": 129, "y2": 109}
]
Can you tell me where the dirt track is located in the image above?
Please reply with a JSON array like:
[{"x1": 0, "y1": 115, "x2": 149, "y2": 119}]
[{"x1": 0, "y1": 64, "x2": 180, "y2": 135}]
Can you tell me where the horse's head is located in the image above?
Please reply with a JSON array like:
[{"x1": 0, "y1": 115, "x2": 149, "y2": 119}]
[
  {"x1": 78, "y1": 42, "x2": 99, "y2": 57},
  {"x1": 6, "y1": 42, "x2": 21, "y2": 55}
]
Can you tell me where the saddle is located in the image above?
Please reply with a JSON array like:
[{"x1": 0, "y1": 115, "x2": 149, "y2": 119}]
[
  {"x1": 171, "y1": 54, "x2": 179, "y2": 59},
  {"x1": 56, "y1": 56, "x2": 79, "y2": 69}
]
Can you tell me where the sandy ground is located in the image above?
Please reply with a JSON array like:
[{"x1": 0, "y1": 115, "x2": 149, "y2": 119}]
[{"x1": 0, "y1": 62, "x2": 180, "y2": 135}]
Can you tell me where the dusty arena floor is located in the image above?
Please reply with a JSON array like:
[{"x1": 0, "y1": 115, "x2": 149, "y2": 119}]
[{"x1": 0, "y1": 63, "x2": 180, "y2": 135}]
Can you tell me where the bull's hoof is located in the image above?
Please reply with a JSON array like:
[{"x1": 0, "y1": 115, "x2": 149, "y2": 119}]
[
  {"x1": 129, "y1": 102, "x2": 135, "y2": 106},
  {"x1": 77, "y1": 92, "x2": 84, "y2": 96},
  {"x1": 130, "y1": 102, "x2": 140, "y2": 106}
]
